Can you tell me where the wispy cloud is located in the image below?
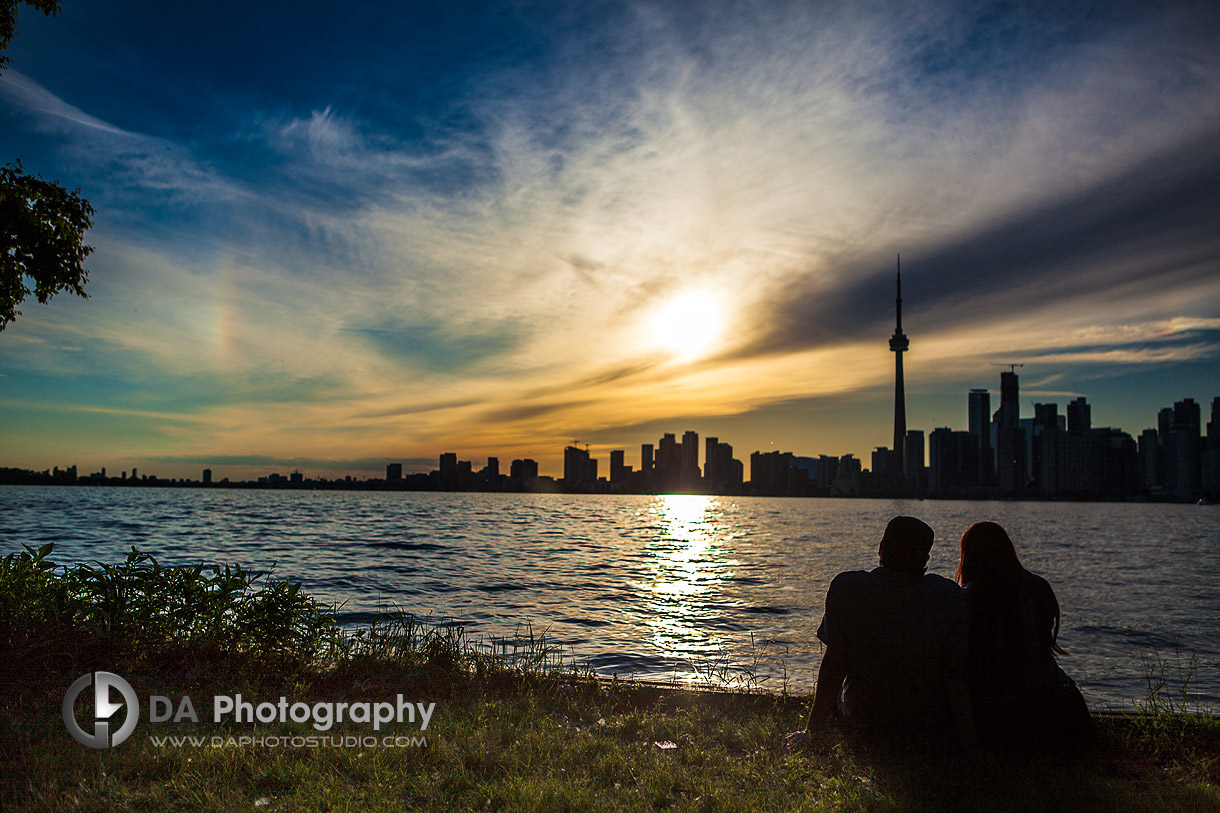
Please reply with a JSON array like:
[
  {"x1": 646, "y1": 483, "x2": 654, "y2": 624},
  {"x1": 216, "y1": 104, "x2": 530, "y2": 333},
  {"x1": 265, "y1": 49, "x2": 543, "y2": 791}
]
[
  {"x1": 0, "y1": 70, "x2": 243, "y2": 204},
  {"x1": 0, "y1": 70, "x2": 128, "y2": 135},
  {"x1": 1022, "y1": 343, "x2": 1220, "y2": 366}
]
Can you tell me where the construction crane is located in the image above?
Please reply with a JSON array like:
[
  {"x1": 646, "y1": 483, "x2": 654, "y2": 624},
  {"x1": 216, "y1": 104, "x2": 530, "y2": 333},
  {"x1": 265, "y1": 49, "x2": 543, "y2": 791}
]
[{"x1": 995, "y1": 363, "x2": 1024, "y2": 374}]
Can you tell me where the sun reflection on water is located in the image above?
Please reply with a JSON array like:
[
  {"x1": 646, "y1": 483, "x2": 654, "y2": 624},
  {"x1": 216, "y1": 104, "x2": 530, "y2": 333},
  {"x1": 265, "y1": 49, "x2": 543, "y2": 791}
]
[
  {"x1": 639, "y1": 494, "x2": 742, "y2": 667},
  {"x1": 649, "y1": 494, "x2": 727, "y2": 594}
]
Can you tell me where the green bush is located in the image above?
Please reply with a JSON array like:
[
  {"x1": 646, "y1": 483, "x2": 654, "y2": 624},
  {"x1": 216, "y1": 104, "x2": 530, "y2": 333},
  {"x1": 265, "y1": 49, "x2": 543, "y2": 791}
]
[{"x1": 0, "y1": 544, "x2": 340, "y2": 659}]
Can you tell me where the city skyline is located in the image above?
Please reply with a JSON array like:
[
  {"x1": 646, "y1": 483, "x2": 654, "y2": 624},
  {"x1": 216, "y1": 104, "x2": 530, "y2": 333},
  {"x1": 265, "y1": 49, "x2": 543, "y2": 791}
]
[
  {"x1": 13, "y1": 374, "x2": 1217, "y2": 499},
  {"x1": 2, "y1": 2, "x2": 1219, "y2": 481},
  {"x1": 355, "y1": 383, "x2": 1220, "y2": 500}
]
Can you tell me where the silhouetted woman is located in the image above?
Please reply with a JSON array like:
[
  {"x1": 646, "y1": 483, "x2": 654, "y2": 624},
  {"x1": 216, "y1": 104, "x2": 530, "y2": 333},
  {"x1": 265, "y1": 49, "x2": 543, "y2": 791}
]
[{"x1": 956, "y1": 521, "x2": 1092, "y2": 750}]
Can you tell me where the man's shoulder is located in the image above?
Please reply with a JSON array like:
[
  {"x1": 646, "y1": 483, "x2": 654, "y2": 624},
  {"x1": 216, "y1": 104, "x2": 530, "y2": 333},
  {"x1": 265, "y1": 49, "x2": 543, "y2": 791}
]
[
  {"x1": 919, "y1": 572, "x2": 968, "y2": 612},
  {"x1": 921, "y1": 572, "x2": 962, "y2": 590},
  {"x1": 829, "y1": 569, "x2": 875, "y2": 583},
  {"x1": 827, "y1": 569, "x2": 876, "y2": 592},
  {"x1": 823, "y1": 570, "x2": 880, "y2": 610}
]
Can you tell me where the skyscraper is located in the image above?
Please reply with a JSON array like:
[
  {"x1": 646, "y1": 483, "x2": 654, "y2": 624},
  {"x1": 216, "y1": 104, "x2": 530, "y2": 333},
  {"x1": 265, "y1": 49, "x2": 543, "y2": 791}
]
[
  {"x1": 1168, "y1": 398, "x2": 1202, "y2": 499},
  {"x1": 1209, "y1": 397, "x2": 1220, "y2": 447},
  {"x1": 439, "y1": 452, "x2": 458, "y2": 489},
  {"x1": 904, "y1": 429, "x2": 925, "y2": 491},
  {"x1": 1203, "y1": 397, "x2": 1220, "y2": 497},
  {"x1": 1067, "y1": 397, "x2": 1091, "y2": 432},
  {"x1": 889, "y1": 256, "x2": 909, "y2": 481},
  {"x1": 657, "y1": 433, "x2": 678, "y2": 490},
  {"x1": 609, "y1": 450, "x2": 627, "y2": 485},
  {"x1": 996, "y1": 369, "x2": 1024, "y2": 493},
  {"x1": 929, "y1": 427, "x2": 979, "y2": 494},
  {"x1": 563, "y1": 445, "x2": 594, "y2": 489},
  {"x1": 968, "y1": 389, "x2": 993, "y2": 485},
  {"x1": 510, "y1": 458, "x2": 538, "y2": 481},
  {"x1": 681, "y1": 430, "x2": 700, "y2": 489}
]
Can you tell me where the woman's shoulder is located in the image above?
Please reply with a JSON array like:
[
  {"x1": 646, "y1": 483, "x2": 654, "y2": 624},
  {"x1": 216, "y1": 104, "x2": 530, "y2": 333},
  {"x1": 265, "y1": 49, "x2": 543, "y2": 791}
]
[
  {"x1": 965, "y1": 570, "x2": 1056, "y2": 594},
  {"x1": 1021, "y1": 570, "x2": 1058, "y2": 600}
]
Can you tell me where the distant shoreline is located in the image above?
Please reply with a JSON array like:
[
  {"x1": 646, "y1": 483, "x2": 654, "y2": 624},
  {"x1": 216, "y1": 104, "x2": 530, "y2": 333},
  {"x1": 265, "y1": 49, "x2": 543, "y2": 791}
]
[
  {"x1": 3, "y1": 474, "x2": 1215, "y2": 504},
  {"x1": 2, "y1": 474, "x2": 1215, "y2": 504}
]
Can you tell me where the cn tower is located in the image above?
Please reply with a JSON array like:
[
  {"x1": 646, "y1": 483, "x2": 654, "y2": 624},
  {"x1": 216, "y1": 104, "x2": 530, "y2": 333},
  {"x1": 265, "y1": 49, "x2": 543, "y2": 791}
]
[{"x1": 889, "y1": 255, "x2": 908, "y2": 481}]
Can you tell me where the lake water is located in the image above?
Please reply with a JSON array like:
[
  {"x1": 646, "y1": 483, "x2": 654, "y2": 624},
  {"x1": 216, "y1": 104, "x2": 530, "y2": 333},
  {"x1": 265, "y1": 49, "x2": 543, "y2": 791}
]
[{"x1": 2, "y1": 486, "x2": 1216, "y2": 711}]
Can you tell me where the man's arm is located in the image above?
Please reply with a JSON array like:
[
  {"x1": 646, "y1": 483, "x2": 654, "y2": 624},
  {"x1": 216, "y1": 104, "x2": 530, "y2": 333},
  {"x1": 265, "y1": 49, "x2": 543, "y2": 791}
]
[{"x1": 807, "y1": 644, "x2": 848, "y2": 728}]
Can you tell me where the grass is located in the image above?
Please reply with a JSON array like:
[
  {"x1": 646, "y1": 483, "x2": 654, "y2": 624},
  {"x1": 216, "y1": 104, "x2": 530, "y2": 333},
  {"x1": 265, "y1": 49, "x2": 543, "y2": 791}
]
[{"x1": 1, "y1": 545, "x2": 1218, "y2": 812}]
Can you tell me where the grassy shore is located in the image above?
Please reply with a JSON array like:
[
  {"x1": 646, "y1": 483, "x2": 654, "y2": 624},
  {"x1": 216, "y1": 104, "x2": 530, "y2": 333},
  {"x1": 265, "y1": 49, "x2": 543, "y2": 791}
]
[{"x1": 2, "y1": 545, "x2": 1217, "y2": 812}]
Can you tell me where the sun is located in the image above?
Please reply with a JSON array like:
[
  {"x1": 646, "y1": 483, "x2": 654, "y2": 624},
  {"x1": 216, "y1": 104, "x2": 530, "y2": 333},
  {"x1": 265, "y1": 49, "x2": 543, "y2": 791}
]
[{"x1": 645, "y1": 290, "x2": 725, "y2": 362}]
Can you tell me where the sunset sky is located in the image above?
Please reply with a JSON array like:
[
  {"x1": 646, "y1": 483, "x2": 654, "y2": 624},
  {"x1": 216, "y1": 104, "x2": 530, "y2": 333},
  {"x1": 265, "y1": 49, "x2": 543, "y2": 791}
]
[{"x1": 2, "y1": 0, "x2": 1218, "y2": 480}]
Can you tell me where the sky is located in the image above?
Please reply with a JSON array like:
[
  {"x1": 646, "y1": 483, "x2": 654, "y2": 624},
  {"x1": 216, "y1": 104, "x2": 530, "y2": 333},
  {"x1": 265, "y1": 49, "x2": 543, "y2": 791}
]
[{"x1": 1, "y1": 0, "x2": 1218, "y2": 481}]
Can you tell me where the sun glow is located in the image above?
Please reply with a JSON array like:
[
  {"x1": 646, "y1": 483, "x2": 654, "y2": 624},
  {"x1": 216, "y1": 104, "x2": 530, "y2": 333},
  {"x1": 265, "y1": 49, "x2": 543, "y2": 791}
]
[{"x1": 645, "y1": 290, "x2": 726, "y2": 362}]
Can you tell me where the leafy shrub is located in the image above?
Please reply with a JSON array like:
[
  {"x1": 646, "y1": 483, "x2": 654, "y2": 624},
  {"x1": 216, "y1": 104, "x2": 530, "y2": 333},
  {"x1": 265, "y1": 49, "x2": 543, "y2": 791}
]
[{"x1": 0, "y1": 544, "x2": 339, "y2": 659}]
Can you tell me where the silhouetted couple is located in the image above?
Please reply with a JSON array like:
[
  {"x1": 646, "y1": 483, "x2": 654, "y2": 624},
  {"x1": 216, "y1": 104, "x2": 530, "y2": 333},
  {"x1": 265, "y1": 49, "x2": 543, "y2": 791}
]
[{"x1": 793, "y1": 516, "x2": 1091, "y2": 751}]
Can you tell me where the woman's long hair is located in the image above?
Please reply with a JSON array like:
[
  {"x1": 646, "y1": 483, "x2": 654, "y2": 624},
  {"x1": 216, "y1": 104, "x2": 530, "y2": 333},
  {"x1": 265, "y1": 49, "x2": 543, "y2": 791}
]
[{"x1": 956, "y1": 521, "x2": 1067, "y2": 656}]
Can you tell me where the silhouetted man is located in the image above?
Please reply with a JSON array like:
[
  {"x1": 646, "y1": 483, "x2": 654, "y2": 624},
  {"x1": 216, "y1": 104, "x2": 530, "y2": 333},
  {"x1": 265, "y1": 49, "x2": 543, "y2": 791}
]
[{"x1": 794, "y1": 516, "x2": 973, "y2": 746}]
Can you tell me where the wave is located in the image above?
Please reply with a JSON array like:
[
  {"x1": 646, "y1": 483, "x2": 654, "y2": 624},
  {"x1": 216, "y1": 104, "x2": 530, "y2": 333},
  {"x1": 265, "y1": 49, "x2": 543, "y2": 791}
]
[
  {"x1": 367, "y1": 541, "x2": 446, "y2": 551},
  {"x1": 476, "y1": 583, "x2": 526, "y2": 593}
]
